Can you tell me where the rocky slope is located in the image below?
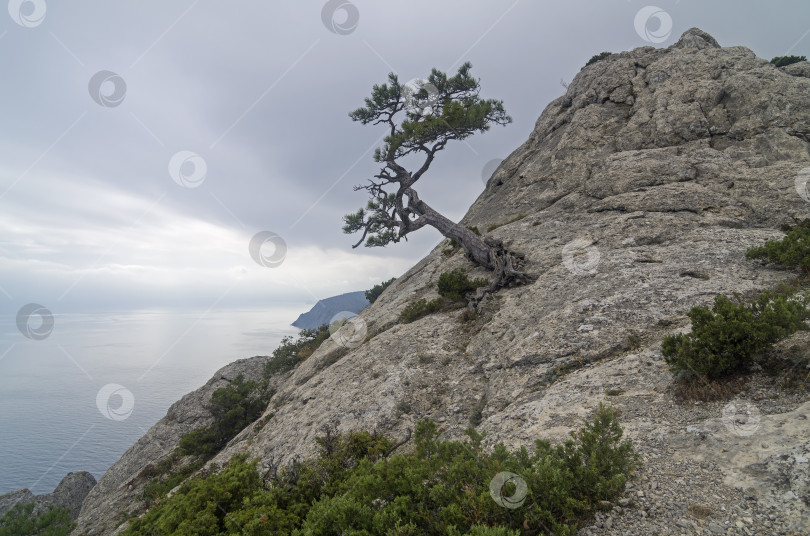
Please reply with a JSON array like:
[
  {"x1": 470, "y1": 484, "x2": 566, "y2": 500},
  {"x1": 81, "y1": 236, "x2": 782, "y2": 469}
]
[
  {"x1": 0, "y1": 471, "x2": 96, "y2": 520},
  {"x1": 73, "y1": 29, "x2": 810, "y2": 535}
]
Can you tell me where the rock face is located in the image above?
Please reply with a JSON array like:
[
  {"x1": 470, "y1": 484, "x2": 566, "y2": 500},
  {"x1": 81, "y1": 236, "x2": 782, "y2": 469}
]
[
  {"x1": 291, "y1": 291, "x2": 370, "y2": 329},
  {"x1": 73, "y1": 356, "x2": 287, "y2": 535},
  {"x1": 0, "y1": 471, "x2": 96, "y2": 520},
  {"x1": 74, "y1": 28, "x2": 810, "y2": 535}
]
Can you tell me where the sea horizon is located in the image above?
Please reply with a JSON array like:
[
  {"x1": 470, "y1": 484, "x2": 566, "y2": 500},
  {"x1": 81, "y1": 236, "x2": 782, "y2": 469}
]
[{"x1": 0, "y1": 305, "x2": 306, "y2": 495}]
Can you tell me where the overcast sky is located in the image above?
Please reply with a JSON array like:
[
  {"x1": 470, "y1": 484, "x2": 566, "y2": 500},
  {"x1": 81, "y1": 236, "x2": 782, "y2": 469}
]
[{"x1": 1, "y1": 0, "x2": 808, "y2": 313}]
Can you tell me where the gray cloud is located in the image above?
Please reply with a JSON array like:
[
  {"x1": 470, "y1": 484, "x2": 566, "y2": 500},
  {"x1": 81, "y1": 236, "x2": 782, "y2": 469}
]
[{"x1": 1, "y1": 0, "x2": 807, "y2": 313}]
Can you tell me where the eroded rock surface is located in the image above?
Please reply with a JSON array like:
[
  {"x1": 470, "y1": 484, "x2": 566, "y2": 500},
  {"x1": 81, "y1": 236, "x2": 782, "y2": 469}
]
[
  {"x1": 74, "y1": 28, "x2": 810, "y2": 535},
  {"x1": 0, "y1": 471, "x2": 96, "y2": 520}
]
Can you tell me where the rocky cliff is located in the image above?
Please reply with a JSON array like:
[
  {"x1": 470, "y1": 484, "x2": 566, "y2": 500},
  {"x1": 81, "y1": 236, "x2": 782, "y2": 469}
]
[
  {"x1": 0, "y1": 471, "x2": 96, "y2": 521},
  {"x1": 291, "y1": 290, "x2": 369, "y2": 329},
  {"x1": 73, "y1": 29, "x2": 810, "y2": 535}
]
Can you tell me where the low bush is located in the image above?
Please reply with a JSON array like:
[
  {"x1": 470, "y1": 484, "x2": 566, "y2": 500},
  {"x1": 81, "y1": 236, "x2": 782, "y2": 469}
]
[
  {"x1": 662, "y1": 291, "x2": 809, "y2": 379},
  {"x1": 366, "y1": 277, "x2": 396, "y2": 304},
  {"x1": 124, "y1": 404, "x2": 637, "y2": 536},
  {"x1": 178, "y1": 374, "x2": 273, "y2": 457},
  {"x1": 400, "y1": 297, "x2": 445, "y2": 323},
  {"x1": 142, "y1": 456, "x2": 205, "y2": 502},
  {"x1": 264, "y1": 325, "x2": 331, "y2": 376},
  {"x1": 0, "y1": 503, "x2": 75, "y2": 536},
  {"x1": 438, "y1": 269, "x2": 489, "y2": 301},
  {"x1": 585, "y1": 51, "x2": 611, "y2": 67},
  {"x1": 770, "y1": 55, "x2": 807, "y2": 67},
  {"x1": 746, "y1": 219, "x2": 810, "y2": 275}
]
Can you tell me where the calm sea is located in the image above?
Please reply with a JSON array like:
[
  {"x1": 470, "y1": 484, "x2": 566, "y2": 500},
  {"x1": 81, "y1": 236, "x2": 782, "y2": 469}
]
[{"x1": 0, "y1": 306, "x2": 304, "y2": 495}]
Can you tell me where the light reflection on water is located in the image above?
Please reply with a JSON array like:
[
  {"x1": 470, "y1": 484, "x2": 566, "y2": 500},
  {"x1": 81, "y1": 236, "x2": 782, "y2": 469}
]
[{"x1": 0, "y1": 306, "x2": 303, "y2": 494}]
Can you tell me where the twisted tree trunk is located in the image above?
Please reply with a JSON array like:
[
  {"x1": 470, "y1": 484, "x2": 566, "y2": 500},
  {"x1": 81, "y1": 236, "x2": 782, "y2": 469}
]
[{"x1": 410, "y1": 195, "x2": 534, "y2": 310}]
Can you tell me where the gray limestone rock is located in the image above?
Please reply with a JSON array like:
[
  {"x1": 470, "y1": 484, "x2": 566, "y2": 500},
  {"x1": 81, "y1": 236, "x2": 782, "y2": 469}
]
[{"x1": 72, "y1": 28, "x2": 810, "y2": 535}]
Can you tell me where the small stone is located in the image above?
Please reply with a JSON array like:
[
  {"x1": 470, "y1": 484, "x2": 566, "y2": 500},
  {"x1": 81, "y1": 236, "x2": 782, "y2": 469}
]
[{"x1": 578, "y1": 324, "x2": 594, "y2": 332}]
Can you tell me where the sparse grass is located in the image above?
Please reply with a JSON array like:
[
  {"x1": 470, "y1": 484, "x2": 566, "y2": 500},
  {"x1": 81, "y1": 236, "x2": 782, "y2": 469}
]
[
  {"x1": 625, "y1": 334, "x2": 642, "y2": 351},
  {"x1": 395, "y1": 399, "x2": 412, "y2": 415},
  {"x1": 670, "y1": 375, "x2": 747, "y2": 402},
  {"x1": 688, "y1": 504, "x2": 714, "y2": 519},
  {"x1": 418, "y1": 353, "x2": 435, "y2": 365},
  {"x1": 486, "y1": 213, "x2": 527, "y2": 232}
]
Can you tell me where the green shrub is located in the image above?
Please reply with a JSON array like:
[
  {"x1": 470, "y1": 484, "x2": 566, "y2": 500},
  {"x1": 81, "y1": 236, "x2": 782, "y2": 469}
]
[
  {"x1": 437, "y1": 269, "x2": 489, "y2": 301},
  {"x1": 0, "y1": 503, "x2": 75, "y2": 536},
  {"x1": 264, "y1": 324, "x2": 331, "y2": 376},
  {"x1": 770, "y1": 55, "x2": 807, "y2": 67},
  {"x1": 585, "y1": 51, "x2": 612, "y2": 67},
  {"x1": 400, "y1": 297, "x2": 445, "y2": 323},
  {"x1": 124, "y1": 404, "x2": 636, "y2": 536},
  {"x1": 178, "y1": 374, "x2": 273, "y2": 456},
  {"x1": 662, "y1": 291, "x2": 809, "y2": 379},
  {"x1": 142, "y1": 457, "x2": 205, "y2": 501},
  {"x1": 366, "y1": 277, "x2": 396, "y2": 303},
  {"x1": 746, "y1": 219, "x2": 810, "y2": 274}
]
